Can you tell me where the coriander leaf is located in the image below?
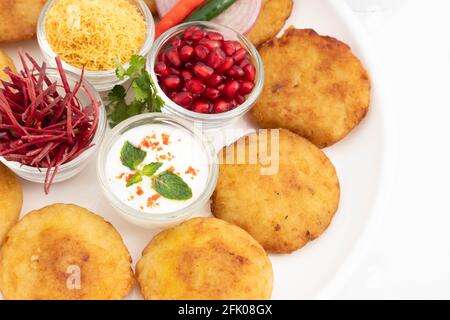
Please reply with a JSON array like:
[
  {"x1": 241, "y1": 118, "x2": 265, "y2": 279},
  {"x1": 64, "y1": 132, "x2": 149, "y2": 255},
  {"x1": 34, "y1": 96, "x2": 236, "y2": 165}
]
[
  {"x1": 126, "y1": 55, "x2": 146, "y2": 77},
  {"x1": 132, "y1": 73, "x2": 150, "y2": 102},
  {"x1": 148, "y1": 73, "x2": 164, "y2": 112},
  {"x1": 107, "y1": 85, "x2": 126, "y2": 103},
  {"x1": 152, "y1": 171, "x2": 193, "y2": 201},
  {"x1": 142, "y1": 162, "x2": 163, "y2": 177},
  {"x1": 127, "y1": 100, "x2": 145, "y2": 117},
  {"x1": 109, "y1": 100, "x2": 128, "y2": 127},
  {"x1": 115, "y1": 61, "x2": 127, "y2": 80},
  {"x1": 120, "y1": 141, "x2": 147, "y2": 170},
  {"x1": 126, "y1": 173, "x2": 142, "y2": 187}
]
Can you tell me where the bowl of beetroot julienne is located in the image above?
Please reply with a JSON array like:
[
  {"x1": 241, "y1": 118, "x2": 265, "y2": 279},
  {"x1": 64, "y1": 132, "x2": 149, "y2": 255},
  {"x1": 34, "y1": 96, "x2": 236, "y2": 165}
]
[
  {"x1": 0, "y1": 54, "x2": 106, "y2": 193},
  {"x1": 147, "y1": 21, "x2": 264, "y2": 130}
]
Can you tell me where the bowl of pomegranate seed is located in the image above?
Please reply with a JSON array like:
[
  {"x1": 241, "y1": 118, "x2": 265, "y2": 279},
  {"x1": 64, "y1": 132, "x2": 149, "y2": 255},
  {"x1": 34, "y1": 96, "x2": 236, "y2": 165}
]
[{"x1": 147, "y1": 22, "x2": 264, "y2": 130}]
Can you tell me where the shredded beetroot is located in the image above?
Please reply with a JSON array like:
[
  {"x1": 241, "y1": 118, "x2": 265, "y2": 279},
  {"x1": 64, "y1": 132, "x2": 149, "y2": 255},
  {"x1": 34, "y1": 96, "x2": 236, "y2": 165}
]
[{"x1": 0, "y1": 52, "x2": 99, "y2": 194}]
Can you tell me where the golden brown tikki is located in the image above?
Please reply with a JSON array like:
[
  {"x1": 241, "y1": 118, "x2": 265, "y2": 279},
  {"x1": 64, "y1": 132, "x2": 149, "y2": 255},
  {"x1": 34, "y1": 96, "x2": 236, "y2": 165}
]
[
  {"x1": 0, "y1": 0, "x2": 47, "y2": 43},
  {"x1": 0, "y1": 50, "x2": 16, "y2": 81},
  {"x1": 250, "y1": 28, "x2": 371, "y2": 148},
  {"x1": 0, "y1": 204, "x2": 133, "y2": 300},
  {"x1": 145, "y1": 0, "x2": 157, "y2": 16},
  {"x1": 136, "y1": 218, "x2": 273, "y2": 300},
  {"x1": 0, "y1": 164, "x2": 22, "y2": 247},
  {"x1": 247, "y1": 0, "x2": 293, "y2": 47},
  {"x1": 212, "y1": 129, "x2": 340, "y2": 253}
]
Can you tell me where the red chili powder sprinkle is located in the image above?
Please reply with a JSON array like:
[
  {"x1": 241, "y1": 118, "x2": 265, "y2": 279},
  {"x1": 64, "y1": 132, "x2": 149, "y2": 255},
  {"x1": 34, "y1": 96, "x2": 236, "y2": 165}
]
[
  {"x1": 147, "y1": 194, "x2": 161, "y2": 207},
  {"x1": 162, "y1": 133, "x2": 170, "y2": 145},
  {"x1": 167, "y1": 166, "x2": 175, "y2": 173},
  {"x1": 185, "y1": 166, "x2": 198, "y2": 176},
  {"x1": 116, "y1": 173, "x2": 125, "y2": 179},
  {"x1": 136, "y1": 186, "x2": 144, "y2": 196},
  {"x1": 125, "y1": 174, "x2": 134, "y2": 183},
  {"x1": 159, "y1": 154, "x2": 167, "y2": 160},
  {"x1": 157, "y1": 146, "x2": 163, "y2": 152}
]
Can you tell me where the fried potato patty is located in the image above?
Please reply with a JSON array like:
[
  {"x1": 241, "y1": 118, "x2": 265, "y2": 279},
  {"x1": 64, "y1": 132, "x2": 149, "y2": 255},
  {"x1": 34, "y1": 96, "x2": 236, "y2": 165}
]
[
  {"x1": 0, "y1": 204, "x2": 133, "y2": 300},
  {"x1": 250, "y1": 28, "x2": 371, "y2": 148},
  {"x1": 212, "y1": 129, "x2": 340, "y2": 253},
  {"x1": 0, "y1": 50, "x2": 15, "y2": 81},
  {"x1": 0, "y1": 164, "x2": 22, "y2": 247},
  {"x1": 0, "y1": 0, "x2": 47, "y2": 43},
  {"x1": 247, "y1": 0, "x2": 293, "y2": 47},
  {"x1": 136, "y1": 218, "x2": 273, "y2": 300},
  {"x1": 144, "y1": 0, "x2": 157, "y2": 16}
]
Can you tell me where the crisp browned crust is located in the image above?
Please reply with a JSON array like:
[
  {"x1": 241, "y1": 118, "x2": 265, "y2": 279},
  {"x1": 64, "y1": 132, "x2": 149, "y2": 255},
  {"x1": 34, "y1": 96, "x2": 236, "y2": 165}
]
[
  {"x1": 0, "y1": 164, "x2": 22, "y2": 247},
  {"x1": 212, "y1": 129, "x2": 340, "y2": 253},
  {"x1": 0, "y1": 204, "x2": 134, "y2": 300},
  {"x1": 144, "y1": 0, "x2": 157, "y2": 16},
  {"x1": 0, "y1": 0, "x2": 47, "y2": 43},
  {"x1": 136, "y1": 218, "x2": 273, "y2": 300},
  {"x1": 0, "y1": 50, "x2": 15, "y2": 81},
  {"x1": 250, "y1": 28, "x2": 371, "y2": 148},
  {"x1": 247, "y1": 0, "x2": 293, "y2": 47}
]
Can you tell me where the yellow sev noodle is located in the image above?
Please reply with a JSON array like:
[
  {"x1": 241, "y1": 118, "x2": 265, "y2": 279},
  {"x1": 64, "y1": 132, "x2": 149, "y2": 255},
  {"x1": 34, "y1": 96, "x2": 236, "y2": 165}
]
[{"x1": 45, "y1": 0, "x2": 146, "y2": 71}]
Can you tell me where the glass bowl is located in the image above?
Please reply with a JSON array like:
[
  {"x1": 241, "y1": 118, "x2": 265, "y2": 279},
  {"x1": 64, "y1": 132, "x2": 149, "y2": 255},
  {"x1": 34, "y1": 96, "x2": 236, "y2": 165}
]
[
  {"x1": 147, "y1": 21, "x2": 264, "y2": 131},
  {"x1": 96, "y1": 113, "x2": 218, "y2": 229},
  {"x1": 37, "y1": 0, "x2": 155, "y2": 92},
  {"x1": 0, "y1": 68, "x2": 107, "y2": 185}
]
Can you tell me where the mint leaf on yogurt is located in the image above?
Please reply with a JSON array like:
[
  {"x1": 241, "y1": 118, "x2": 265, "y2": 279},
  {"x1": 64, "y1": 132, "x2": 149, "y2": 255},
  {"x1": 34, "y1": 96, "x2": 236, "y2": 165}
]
[
  {"x1": 126, "y1": 173, "x2": 143, "y2": 187},
  {"x1": 120, "y1": 141, "x2": 146, "y2": 170},
  {"x1": 142, "y1": 162, "x2": 163, "y2": 177},
  {"x1": 152, "y1": 171, "x2": 193, "y2": 201}
]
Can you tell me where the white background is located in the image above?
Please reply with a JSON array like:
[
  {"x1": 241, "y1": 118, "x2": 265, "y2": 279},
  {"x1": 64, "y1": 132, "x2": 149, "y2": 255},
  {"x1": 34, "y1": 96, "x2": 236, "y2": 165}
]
[{"x1": 340, "y1": 0, "x2": 450, "y2": 299}]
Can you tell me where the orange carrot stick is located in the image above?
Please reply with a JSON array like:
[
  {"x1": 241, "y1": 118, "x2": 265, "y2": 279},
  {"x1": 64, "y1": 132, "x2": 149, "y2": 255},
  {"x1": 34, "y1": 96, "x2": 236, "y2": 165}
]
[{"x1": 156, "y1": 0, "x2": 207, "y2": 38}]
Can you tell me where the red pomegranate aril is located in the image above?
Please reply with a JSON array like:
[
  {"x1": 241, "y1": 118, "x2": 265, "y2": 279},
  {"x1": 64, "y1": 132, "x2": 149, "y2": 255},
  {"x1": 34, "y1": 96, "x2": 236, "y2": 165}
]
[
  {"x1": 213, "y1": 100, "x2": 230, "y2": 113},
  {"x1": 231, "y1": 41, "x2": 243, "y2": 51},
  {"x1": 173, "y1": 92, "x2": 193, "y2": 106},
  {"x1": 169, "y1": 67, "x2": 180, "y2": 76},
  {"x1": 193, "y1": 62, "x2": 214, "y2": 79},
  {"x1": 155, "y1": 62, "x2": 170, "y2": 76},
  {"x1": 228, "y1": 65, "x2": 245, "y2": 79},
  {"x1": 194, "y1": 45, "x2": 209, "y2": 60},
  {"x1": 185, "y1": 62, "x2": 194, "y2": 69},
  {"x1": 235, "y1": 95, "x2": 246, "y2": 105},
  {"x1": 180, "y1": 70, "x2": 193, "y2": 81},
  {"x1": 199, "y1": 39, "x2": 221, "y2": 50},
  {"x1": 207, "y1": 32, "x2": 224, "y2": 41},
  {"x1": 180, "y1": 45, "x2": 194, "y2": 61},
  {"x1": 223, "y1": 80, "x2": 240, "y2": 99},
  {"x1": 239, "y1": 58, "x2": 251, "y2": 68},
  {"x1": 216, "y1": 57, "x2": 234, "y2": 74},
  {"x1": 204, "y1": 87, "x2": 221, "y2": 100},
  {"x1": 192, "y1": 30, "x2": 207, "y2": 41},
  {"x1": 182, "y1": 26, "x2": 201, "y2": 40},
  {"x1": 193, "y1": 100, "x2": 211, "y2": 113},
  {"x1": 162, "y1": 75, "x2": 181, "y2": 89},
  {"x1": 165, "y1": 48, "x2": 182, "y2": 67},
  {"x1": 222, "y1": 41, "x2": 237, "y2": 56},
  {"x1": 239, "y1": 81, "x2": 255, "y2": 95},
  {"x1": 206, "y1": 48, "x2": 226, "y2": 69},
  {"x1": 186, "y1": 79, "x2": 206, "y2": 94},
  {"x1": 207, "y1": 74, "x2": 224, "y2": 87},
  {"x1": 233, "y1": 48, "x2": 247, "y2": 62},
  {"x1": 171, "y1": 37, "x2": 184, "y2": 48},
  {"x1": 243, "y1": 64, "x2": 256, "y2": 82}
]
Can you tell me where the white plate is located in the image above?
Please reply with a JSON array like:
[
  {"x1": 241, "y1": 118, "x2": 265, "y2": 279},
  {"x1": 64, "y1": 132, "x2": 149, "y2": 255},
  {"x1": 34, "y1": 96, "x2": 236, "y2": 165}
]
[{"x1": 0, "y1": 0, "x2": 395, "y2": 299}]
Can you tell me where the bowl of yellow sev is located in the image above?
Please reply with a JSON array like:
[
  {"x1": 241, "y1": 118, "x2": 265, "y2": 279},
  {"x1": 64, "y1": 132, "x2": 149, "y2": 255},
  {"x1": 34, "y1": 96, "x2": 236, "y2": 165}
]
[{"x1": 37, "y1": 0, "x2": 155, "y2": 92}]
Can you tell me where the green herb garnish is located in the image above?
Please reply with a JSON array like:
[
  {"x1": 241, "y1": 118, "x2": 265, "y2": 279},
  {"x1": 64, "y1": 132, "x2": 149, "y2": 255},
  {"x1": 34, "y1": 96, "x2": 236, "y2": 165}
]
[
  {"x1": 120, "y1": 141, "x2": 146, "y2": 170},
  {"x1": 119, "y1": 141, "x2": 192, "y2": 201},
  {"x1": 152, "y1": 171, "x2": 193, "y2": 201},
  {"x1": 106, "y1": 55, "x2": 164, "y2": 127}
]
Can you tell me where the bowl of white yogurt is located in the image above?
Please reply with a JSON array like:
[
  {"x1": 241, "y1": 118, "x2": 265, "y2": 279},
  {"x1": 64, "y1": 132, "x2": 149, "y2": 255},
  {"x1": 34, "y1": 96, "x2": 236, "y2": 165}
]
[{"x1": 96, "y1": 113, "x2": 218, "y2": 228}]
